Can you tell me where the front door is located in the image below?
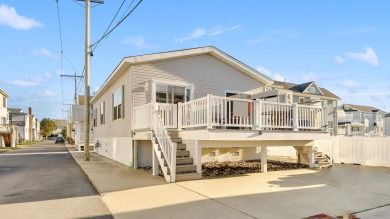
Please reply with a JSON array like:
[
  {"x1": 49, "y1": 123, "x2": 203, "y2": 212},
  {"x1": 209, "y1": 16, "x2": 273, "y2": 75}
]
[{"x1": 155, "y1": 84, "x2": 192, "y2": 129}]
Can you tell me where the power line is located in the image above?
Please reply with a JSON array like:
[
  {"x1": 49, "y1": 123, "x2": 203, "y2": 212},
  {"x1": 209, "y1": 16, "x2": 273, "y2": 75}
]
[
  {"x1": 91, "y1": 0, "x2": 143, "y2": 52},
  {"x1": 72, "y1": 0, "x2": 85, "y2": 8}
]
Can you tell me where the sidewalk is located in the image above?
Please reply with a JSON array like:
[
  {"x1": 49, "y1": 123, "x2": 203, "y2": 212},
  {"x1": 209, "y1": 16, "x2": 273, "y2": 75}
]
[{"x1": 68, "y1": 146, "x2": 390, "y2": 219}]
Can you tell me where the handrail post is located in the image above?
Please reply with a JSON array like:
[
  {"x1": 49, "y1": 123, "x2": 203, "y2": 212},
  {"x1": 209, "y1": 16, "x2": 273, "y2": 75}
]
[
  {"x1": 170, "y1": 142, "x2": 177, "y2": 182},
  {"x1": 292, "y1": 103, "x2": 298, "y2": 131},
  {"x1": 178, "y1": 102, "x2": 183, "y2": 131},
  {"x1": 323, "y1": 106, "x2": 328, "y2": 131},
  {"x1": 207, "y1": 94, "x2": 213, "y2": 129},
  {"x1": 255, "y1": 99, "x2": 262, "y2": 130}
]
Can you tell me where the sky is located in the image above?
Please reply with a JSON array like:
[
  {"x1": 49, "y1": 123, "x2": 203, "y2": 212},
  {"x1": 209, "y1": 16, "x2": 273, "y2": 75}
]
[{"x1": 1, "y1": 0, "x2": 389, "y2": 121}]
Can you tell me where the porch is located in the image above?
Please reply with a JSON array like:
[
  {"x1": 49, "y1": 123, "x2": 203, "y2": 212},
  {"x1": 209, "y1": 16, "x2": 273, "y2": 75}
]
[
  {"x1": 132, "y1": 95, "x2": 330, "y2": 183},
  {"x1": 134, "y1": 94, "x2": 328, "y2": 132}
]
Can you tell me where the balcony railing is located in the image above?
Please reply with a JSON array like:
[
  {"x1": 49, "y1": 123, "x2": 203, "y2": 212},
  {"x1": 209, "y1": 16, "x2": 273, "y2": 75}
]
[{"x1": 134, "y1": 94, "x2": 327, "y2": 132}]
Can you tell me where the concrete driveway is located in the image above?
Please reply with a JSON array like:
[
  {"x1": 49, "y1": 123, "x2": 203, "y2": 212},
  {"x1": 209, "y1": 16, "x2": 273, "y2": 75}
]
[{"x1": 70, "y1": 151, "x2": 390, "y2": 219}]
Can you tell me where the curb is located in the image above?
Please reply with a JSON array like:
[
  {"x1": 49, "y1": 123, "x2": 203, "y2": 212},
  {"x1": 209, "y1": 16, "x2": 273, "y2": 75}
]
[{"x1": 66, "y1": 146, "x2": 103, "y2": 195}]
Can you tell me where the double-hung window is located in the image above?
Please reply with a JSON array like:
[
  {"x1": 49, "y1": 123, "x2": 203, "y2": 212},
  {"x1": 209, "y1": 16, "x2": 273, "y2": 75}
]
[
  {"x1": 100, "y1": 101, "x2": 105, "y2": 124},
  {"x1": 113, "y1": 86, "x2": 124, "y2": 120}
]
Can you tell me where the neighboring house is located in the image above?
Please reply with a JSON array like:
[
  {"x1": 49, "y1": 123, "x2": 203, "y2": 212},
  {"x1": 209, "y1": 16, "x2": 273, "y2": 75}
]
[
  {"x1": 9, "y1": 108, "x2": 29, "y2": 142},
  {"x1": 385, "y1": 113, "x2": 390, "y2": 136},
  {"x1": 255, "y1": 81, "x2": 340, "y2": 135},
  {"x1": 71, "y1": 95, "x2": 94, "y2": 151},
  {"x1": 9, "y1": 107, "x2": 40, "y2": 142},
  {"x1": 90, "y1": 46, "x2": 331, "y2": 182},
  {"x1": 52, "y1": 119, "x2": 67, "y2": 136},
  {"x1": 338, "y1": 104, "x2": 387, "y2": 136},
  {"x1": 0, "y1": 89, "x2": 17, "y2": 147}
]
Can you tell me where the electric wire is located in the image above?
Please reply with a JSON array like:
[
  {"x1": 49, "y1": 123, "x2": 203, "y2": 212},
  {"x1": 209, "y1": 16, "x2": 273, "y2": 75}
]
[
  {"x1": 91, "y1": 0, "x2": 143, "y2": 52},
  {"x1": 91, "y1": 0, "x2": 127, "y2": 52}
]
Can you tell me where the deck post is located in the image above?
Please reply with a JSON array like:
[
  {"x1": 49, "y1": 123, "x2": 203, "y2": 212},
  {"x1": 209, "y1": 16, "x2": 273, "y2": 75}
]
[
  {"x1": 170, "y1": 143, "x2": 177, "y2": 182},
  {"x1": 255, "y1": 99, "x2": 262, "y2": 130},
  {"x1": 261, "y1": 146, "x2": 267, "y2": 173},
  {"x1": 195, "y1": 141, "x2": 202, "y2": 173},
  {"x1": 178, "y1": 102, "x2": 183, "y2": 131},
  {"x1": 207, "y1": 94, "x2": 213, "y2": 129},
  {"x1": 133, "y1": 140, "x2": 138, "y2": 169},
  {"x1": 322, "y1": 102, "x2": 328, "y2": 131},
  {"x1": 308, "y1": 146, "x2": 315, "y2": 168},
  {"x1": 152, "y1": 143, "x2": 159, "y2": 176},
  {"x1": 292, "y1": 103, "x2": 299, "y2": 131}
]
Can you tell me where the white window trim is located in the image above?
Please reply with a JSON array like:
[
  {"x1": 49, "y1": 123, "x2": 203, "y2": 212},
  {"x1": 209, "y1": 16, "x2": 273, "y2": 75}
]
[
  {"x1": 225, "y1": 90, "x2": 252, "y2": 99},
  {"x1": 151, "y1": 80, "x2": 193, "y2": 104}
]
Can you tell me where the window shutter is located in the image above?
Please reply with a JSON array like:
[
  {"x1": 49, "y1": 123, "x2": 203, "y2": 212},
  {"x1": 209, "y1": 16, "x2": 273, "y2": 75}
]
[
  {"x1": 122, "y1": 85, "x2": 125, "y2": 119},
  {"x1": 112, "y1": 93, "x2": 114, "y2": 121}
]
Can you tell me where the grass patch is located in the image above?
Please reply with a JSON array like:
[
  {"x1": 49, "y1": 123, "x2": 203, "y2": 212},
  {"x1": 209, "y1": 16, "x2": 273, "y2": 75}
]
[
  {"x1": 0, "y1": 147, "x2": 19, "y2": 153},
  {"x1": 18, "y1": 141, "x2": 41, "y2": 147}
]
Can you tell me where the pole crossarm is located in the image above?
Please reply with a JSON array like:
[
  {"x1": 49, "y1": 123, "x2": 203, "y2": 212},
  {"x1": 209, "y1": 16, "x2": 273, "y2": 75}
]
[{"x1": 76, "y1": 0, "x2": 104, "y2": 4}]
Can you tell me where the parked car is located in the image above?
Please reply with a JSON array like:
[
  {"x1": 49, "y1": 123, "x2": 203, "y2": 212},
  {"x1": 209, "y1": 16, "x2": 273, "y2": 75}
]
[{"x1": 55, "y1": 136, "x2": 65, "y2": 144}]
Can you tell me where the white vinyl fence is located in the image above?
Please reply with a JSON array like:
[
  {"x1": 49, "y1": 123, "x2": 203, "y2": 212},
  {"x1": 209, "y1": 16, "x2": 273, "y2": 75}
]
[{"x1": 267, "y1": 136, "x2": 390, "y2": 167}]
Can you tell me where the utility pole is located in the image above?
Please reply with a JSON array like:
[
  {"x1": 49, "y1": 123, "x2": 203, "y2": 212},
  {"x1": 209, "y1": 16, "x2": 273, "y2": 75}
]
[
  {"x1": 79, "y1": 0, "x2": 104, "y2": 161},
  {"x1": 60, "y1": 73, "x2": 83, "y2": 104}
]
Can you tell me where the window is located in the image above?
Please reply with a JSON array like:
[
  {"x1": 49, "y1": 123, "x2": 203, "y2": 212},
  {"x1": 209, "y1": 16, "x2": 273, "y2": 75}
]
[
  {"x1": 226, "y1": 92, "x2": 251, "y2": 100},
  {"x1": 352, "y1": 127, "x2": 360, "y2": 132},
  {"x1": 100, "y1": 101, "x2": 105, "y2": 125},
  {"x1": 299, "y1": 97, "x2": 305, "y2": 103},
  {"x1": 93, "y1": 109, "x2": 97, "y2": 127},
  {"x1": 155, "y1": 84, "x2": 188, "y2": 104},
  {"x1": 309, "y1": 87, "x2": 316, "y2": 93},
  {"x1": 113, "y1": 86, "x2": 124, "y2": 120},
  {"x1": 3, "y1": 96, "x2": 5, "y2": 108}
]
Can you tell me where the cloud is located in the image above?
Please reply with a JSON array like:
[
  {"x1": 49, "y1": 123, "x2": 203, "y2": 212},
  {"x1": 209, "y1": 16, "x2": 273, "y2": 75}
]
[
  {"x1": 246, "y1": 29, "x2": 302, "y2": 45},
  {"x1": 256, "y1": 66, "x2": 272, "y2": 77},
  {"x1": 4, "y1": 80, "x2": 40, "y2": 87},
  {"x1": 341, "y1": 80, "x2": 360, "y2": 89},
  {"x1": 209, "y1": 24, "x2": 242, "y2": 36},
  {"x1": 0, "y1": 4, "x2": 42, "y2": 30},
  {"x1": 175, "y1": 28, "x2": 207, "y2": 43},
  {"x1": 273, "y1": 74, "x2": 286, "y2": 81},
  {"x1": 38, "y1": 90, "x2": 56, "y2": 97},
  {"x1": 175, "y1": 24, "x2": 241, "y2": 43},
  {"x1": 32, "y1": 48, "x2": 58, "y2": 59},
  {"x1": 334, "y1": 56, "x2": 345, "y2": 64},
  {"x1": 256, "y1": 66, "x2": 286, "y2": 81},
  {"x1": 302, "y1": 72, "x2": 316, "y2": 81},
  {"x1": 122, "y1": 36, "x2": 158, "y2": 49},
  {"x1": 332, "y1": 27, "x2": 376, "y2": 36},
  {"x1": 346, "y1": 47, "x2": 379, "y2": 67}
]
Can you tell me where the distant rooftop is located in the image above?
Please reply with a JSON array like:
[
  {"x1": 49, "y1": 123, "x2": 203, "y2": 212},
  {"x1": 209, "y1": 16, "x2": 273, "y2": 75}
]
[{"x1": 274, "y1": 81, "x2": 340, "y2": 99}]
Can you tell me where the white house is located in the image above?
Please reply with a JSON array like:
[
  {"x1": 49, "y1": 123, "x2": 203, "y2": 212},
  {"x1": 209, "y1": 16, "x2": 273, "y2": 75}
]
[
  {"x1": 52, "y1": 120, "x2": 67, "y2": 136},
  {"x1": 71, "y1": 95, "x2": 94, "y2": 151},
  {"x1": 0, "y1": 89, "x2": 17, "y2": 147},
  {"x1": 256, "y1": 81, "x2": 340, "y2": 135},
  {"x1": 9, "y1": 107, "x2": 40, "y2": 142},
  {"x1": 90, "y1": 47, "x2": 330, "y2": 182},
  {"x1": 384, "y1": 113, "x2": 390, "y2": 136},
  {"x1": 338, "y1": 104, "x2": 387, "y2": 136}
]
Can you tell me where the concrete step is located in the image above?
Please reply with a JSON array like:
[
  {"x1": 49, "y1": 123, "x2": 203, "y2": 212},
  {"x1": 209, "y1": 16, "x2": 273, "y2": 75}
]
[
  {"x1": 175, "y1": 172, "x2": 202, "y2": 182},
  {"x1": 177, "y1": 143, "x2": 186, "y2": 150},
  {"x1": 168, "y1": 164, "x2": 197, "y2": 174},
  {"x1": 319, "y1": 164, "x2": 333, "y2": 169},
  {"x1": 160, "y1": 150, "x2": 190, "y2": 159},
  {"x1": 176, "y1": 150, "x2": 189, "y2": 157},
  {"x1": 168, "y1": 131, "x2": 179, "y2": 138},
  {"x1": 171, "y1": 137, "x2": 182, "y2": 143},
  {"x1": 315, "y1": 156, "x2": 329, "y2": 161},
  {"x1": 164, "y1": 157, "x2": 193, "y2": 166}
]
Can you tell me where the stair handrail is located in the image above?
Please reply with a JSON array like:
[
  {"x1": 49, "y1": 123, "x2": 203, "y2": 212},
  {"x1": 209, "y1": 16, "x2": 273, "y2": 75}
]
[{"x1": 151, "y1": 104, "x2": 177, "y2": 182}]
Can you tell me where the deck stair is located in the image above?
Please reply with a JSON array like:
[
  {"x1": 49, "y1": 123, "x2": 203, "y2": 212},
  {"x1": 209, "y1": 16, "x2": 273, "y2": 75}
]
[
  {"x1": 314, "y1": 149, "x2": 332, "y2": 169},
  {"x1": 153, "y1": 131, "x2": 201, "y2": 182},
  {"x1": 294, "y1": 146, "x2": 332, "y2": 169}
]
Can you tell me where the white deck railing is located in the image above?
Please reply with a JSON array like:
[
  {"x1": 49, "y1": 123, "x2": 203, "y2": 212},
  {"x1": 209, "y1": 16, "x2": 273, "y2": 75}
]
[
  {"x1": 134, "y1": 103, "x2": 178, "y2": 130},
  {"x1": 151, "y1": 105, "x2": 177, "y2": 182},
  {"x1": 134, "y1": 95, "x2": 326, "y2": 132}
]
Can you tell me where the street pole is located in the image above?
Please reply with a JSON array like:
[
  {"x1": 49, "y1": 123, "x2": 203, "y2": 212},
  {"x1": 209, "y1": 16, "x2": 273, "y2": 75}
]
[{"x1": 84, "y1": 0, "x2": 91, "y2": 161}]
